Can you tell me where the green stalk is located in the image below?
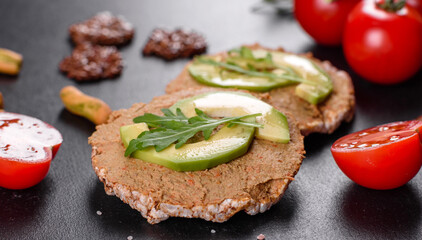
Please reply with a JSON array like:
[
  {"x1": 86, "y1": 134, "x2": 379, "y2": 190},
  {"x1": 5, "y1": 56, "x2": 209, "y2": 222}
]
[{"x1": 377, "y1": 0, "x2": 405, "y2": 12}]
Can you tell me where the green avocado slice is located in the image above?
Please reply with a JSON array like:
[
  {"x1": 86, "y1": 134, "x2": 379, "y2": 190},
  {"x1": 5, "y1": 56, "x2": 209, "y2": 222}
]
[
  {"x1": 268, "y1": 50, "x2": 333, "y2": 105},
  {"x1": 170, "y1": 91, "x2": 290, "y2": 143},
  {"x1": 188, "y1": 49, "x2": 333, "y2": 104},
  {"x1": 120, "y1": 123, "x2": 255, "y2": 172},
  {"x1": 188, "y1": 60, "x2": 291, "y2": 92}
]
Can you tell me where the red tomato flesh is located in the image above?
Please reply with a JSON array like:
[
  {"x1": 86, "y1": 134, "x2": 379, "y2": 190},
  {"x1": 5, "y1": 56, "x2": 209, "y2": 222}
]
[
  {"x1": 0, "y1": 112, "x2": 63, "y2": 189},
  {"x1": 331, "y1": 120, "x2": 422, "y2": 190}
]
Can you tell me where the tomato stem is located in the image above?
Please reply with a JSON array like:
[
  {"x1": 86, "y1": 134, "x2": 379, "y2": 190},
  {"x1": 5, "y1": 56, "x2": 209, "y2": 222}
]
[{"x1": 377, "y1": 0, "x2": 406, "y2": 12}]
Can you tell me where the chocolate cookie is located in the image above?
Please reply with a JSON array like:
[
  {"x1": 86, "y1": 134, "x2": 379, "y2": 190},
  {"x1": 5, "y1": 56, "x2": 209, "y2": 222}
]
[
  {"x1": 59, "y1": 43, "x2": 122, "y2": 81},
  {"x1": 69, "y1": 12, "x2": 134, "y2": 46},
  {"x1": 142, "y1": 28, "x2": 207, "y2": 60}
]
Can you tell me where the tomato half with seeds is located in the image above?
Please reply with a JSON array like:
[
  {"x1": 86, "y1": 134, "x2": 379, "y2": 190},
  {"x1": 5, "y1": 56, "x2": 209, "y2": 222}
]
[
  {"x1": 331, "y1": 120, "x2": 422, "y2": 190},
  {"x1": 0, "y1": 112, "x2": 63, "y2": 189}
]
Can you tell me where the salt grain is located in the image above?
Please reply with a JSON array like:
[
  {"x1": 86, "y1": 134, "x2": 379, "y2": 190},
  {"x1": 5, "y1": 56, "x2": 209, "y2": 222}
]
[
  {"x1": 211, "y1": 229, "x2": 216, "y2": 234},
  {"x1": 127, "y1": 236, "x2": 133, "y2": 240},
  {"x1": 96, "y1": 210, "x2": 102, "y2": 216}
]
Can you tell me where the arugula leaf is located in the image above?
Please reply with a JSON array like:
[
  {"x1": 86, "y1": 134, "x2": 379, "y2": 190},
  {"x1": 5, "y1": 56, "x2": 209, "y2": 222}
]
[
  {"x1": 195, "y1": 56, "x2": 317, "y2": 86},
  {"x1": 133, "y1": 108, "x2": 188, "y2": 128},
  {"x1": 228, "y1": 47, "x2": 299, "y2": 77},
  {"x1": 240, "y1": 46, "x2": 254, "y2": 59},
  {"x1": 229, "y1": 46, "x2": 273, "y2": 63},
  {"x1": 125, "y1": 108, "x2": 263, "y2": 156}
]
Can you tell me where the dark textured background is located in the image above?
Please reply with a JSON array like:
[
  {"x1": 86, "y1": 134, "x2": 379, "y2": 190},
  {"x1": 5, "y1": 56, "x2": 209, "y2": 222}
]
[{"x1": 0, "y1": 0, "x2": 421, "y2": 239}]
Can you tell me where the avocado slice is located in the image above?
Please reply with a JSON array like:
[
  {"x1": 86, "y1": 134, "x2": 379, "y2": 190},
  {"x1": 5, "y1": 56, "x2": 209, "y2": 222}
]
[
  {"x1": 188, "y1": 49, "x2": 333, "y2": 104},
  {"x1": 170, "y1": 91, "x2": 290, "y2": 143},
  {"x1": 188, "y1": 58, "x2": 291, "y2": 92},
  {"x1": 268, "y1": 50, "x2": 333, "y2": 105},
  {"x1": 120, "y1": 123, "x2": 255, "y2": 171},
  {"x1": 120, "y1": 123, "x2": 149, "y2": 147}
]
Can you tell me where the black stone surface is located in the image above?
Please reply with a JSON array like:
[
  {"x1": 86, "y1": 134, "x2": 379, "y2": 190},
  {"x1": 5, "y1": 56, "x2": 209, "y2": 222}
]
[{"x1": 0, "y1": 0, "x2": 421, "y2": 239}]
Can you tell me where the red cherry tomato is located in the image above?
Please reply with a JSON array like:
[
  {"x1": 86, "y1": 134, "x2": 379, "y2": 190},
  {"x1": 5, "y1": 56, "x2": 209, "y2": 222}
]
[
  {"x1": 331, "y1": 120, "x2": 422, "y2": 190},
  {"x1": 294, "y1": 0, "x2": 360, "y2": 46},
  {"x1": 343, "y1": 0, "x2": 422, "y2": 84},
  {"x1": 407, "y1": 0, "x2": 422, "y2": 16},
  {"x1": 0, "y1": 112, "x2": 63, "y2": 189}
]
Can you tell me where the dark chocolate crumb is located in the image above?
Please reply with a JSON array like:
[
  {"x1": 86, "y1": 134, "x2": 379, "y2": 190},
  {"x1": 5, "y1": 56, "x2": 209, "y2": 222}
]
[
  {"x1": 142, "y1": 28, "x2": 207, "y2": 60},
  {"x1": 69, "y1": 11, "x2": 134, "y2": 46},
  {"x1": 59, "y1": 43, "x2": 122, "y2": 81}
]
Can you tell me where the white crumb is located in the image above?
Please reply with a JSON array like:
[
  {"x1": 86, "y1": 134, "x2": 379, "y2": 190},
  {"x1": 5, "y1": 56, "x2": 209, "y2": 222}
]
[
  {"x1": 211, "y1": 229, "x2": 216, "y2": 234},
  {"x1": 127, "y1": 236, "x2": 133, "y2": 240},
  {"x1": 96, "y1": 210, "x2": 102, "y2": 216}
]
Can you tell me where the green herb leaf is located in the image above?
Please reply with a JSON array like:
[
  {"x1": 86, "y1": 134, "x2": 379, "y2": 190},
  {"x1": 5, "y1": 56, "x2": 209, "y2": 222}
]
[
  {"x1": 229, "y1": 47, "x2": 300, "y2": 76},
  {"x1": 125, "y1": 108, "x2": 263, "y2": 156},
  {"x1": 229, "y1": 47, "x2": 274, "y2": 66},
  {"x1": 133, "y1": 108, "x2": 189, "y2": 128},
  {"x1": 240, "y1": 46, "x2": 254, "y2": 59},
  {"x1": 195, "y1": 56, "x2": 317, "y2": 86}
]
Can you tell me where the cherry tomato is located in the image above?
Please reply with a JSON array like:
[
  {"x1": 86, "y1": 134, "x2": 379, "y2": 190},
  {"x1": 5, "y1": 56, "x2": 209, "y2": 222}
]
[
  {"x1": 407, "y1": 0, "x2": 422, "y2": 16},
  {"x1": 343, "y1": 0, "x2": 422, "y2": 84},
  {"x1": 331, "y1": 120, "x2": 422, "y2": 190},
  {"x1": 294, "y1": 0, "x2": 360, "y2": 46},
  {"x1": 0, "y1": 112, "x2": 63, "y2": 189}
]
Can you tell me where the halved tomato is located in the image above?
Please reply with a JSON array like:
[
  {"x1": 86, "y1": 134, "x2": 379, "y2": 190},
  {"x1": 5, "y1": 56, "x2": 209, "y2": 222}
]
[
  {"x1": 331, "y1": 120, "x2": 422, "y2": 190},
  {"x1": 0, "y1": 112, "x2": 63, "y2": 189}
]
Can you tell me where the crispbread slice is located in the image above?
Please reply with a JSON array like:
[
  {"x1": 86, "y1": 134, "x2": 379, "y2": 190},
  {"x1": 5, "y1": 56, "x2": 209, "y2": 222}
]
[
  {"x1": 165, "y1": 44, "x2": 355, "y2": 136},
  {"x1": 89, "y1": 88, "x2": 305, "y2": 224}
]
